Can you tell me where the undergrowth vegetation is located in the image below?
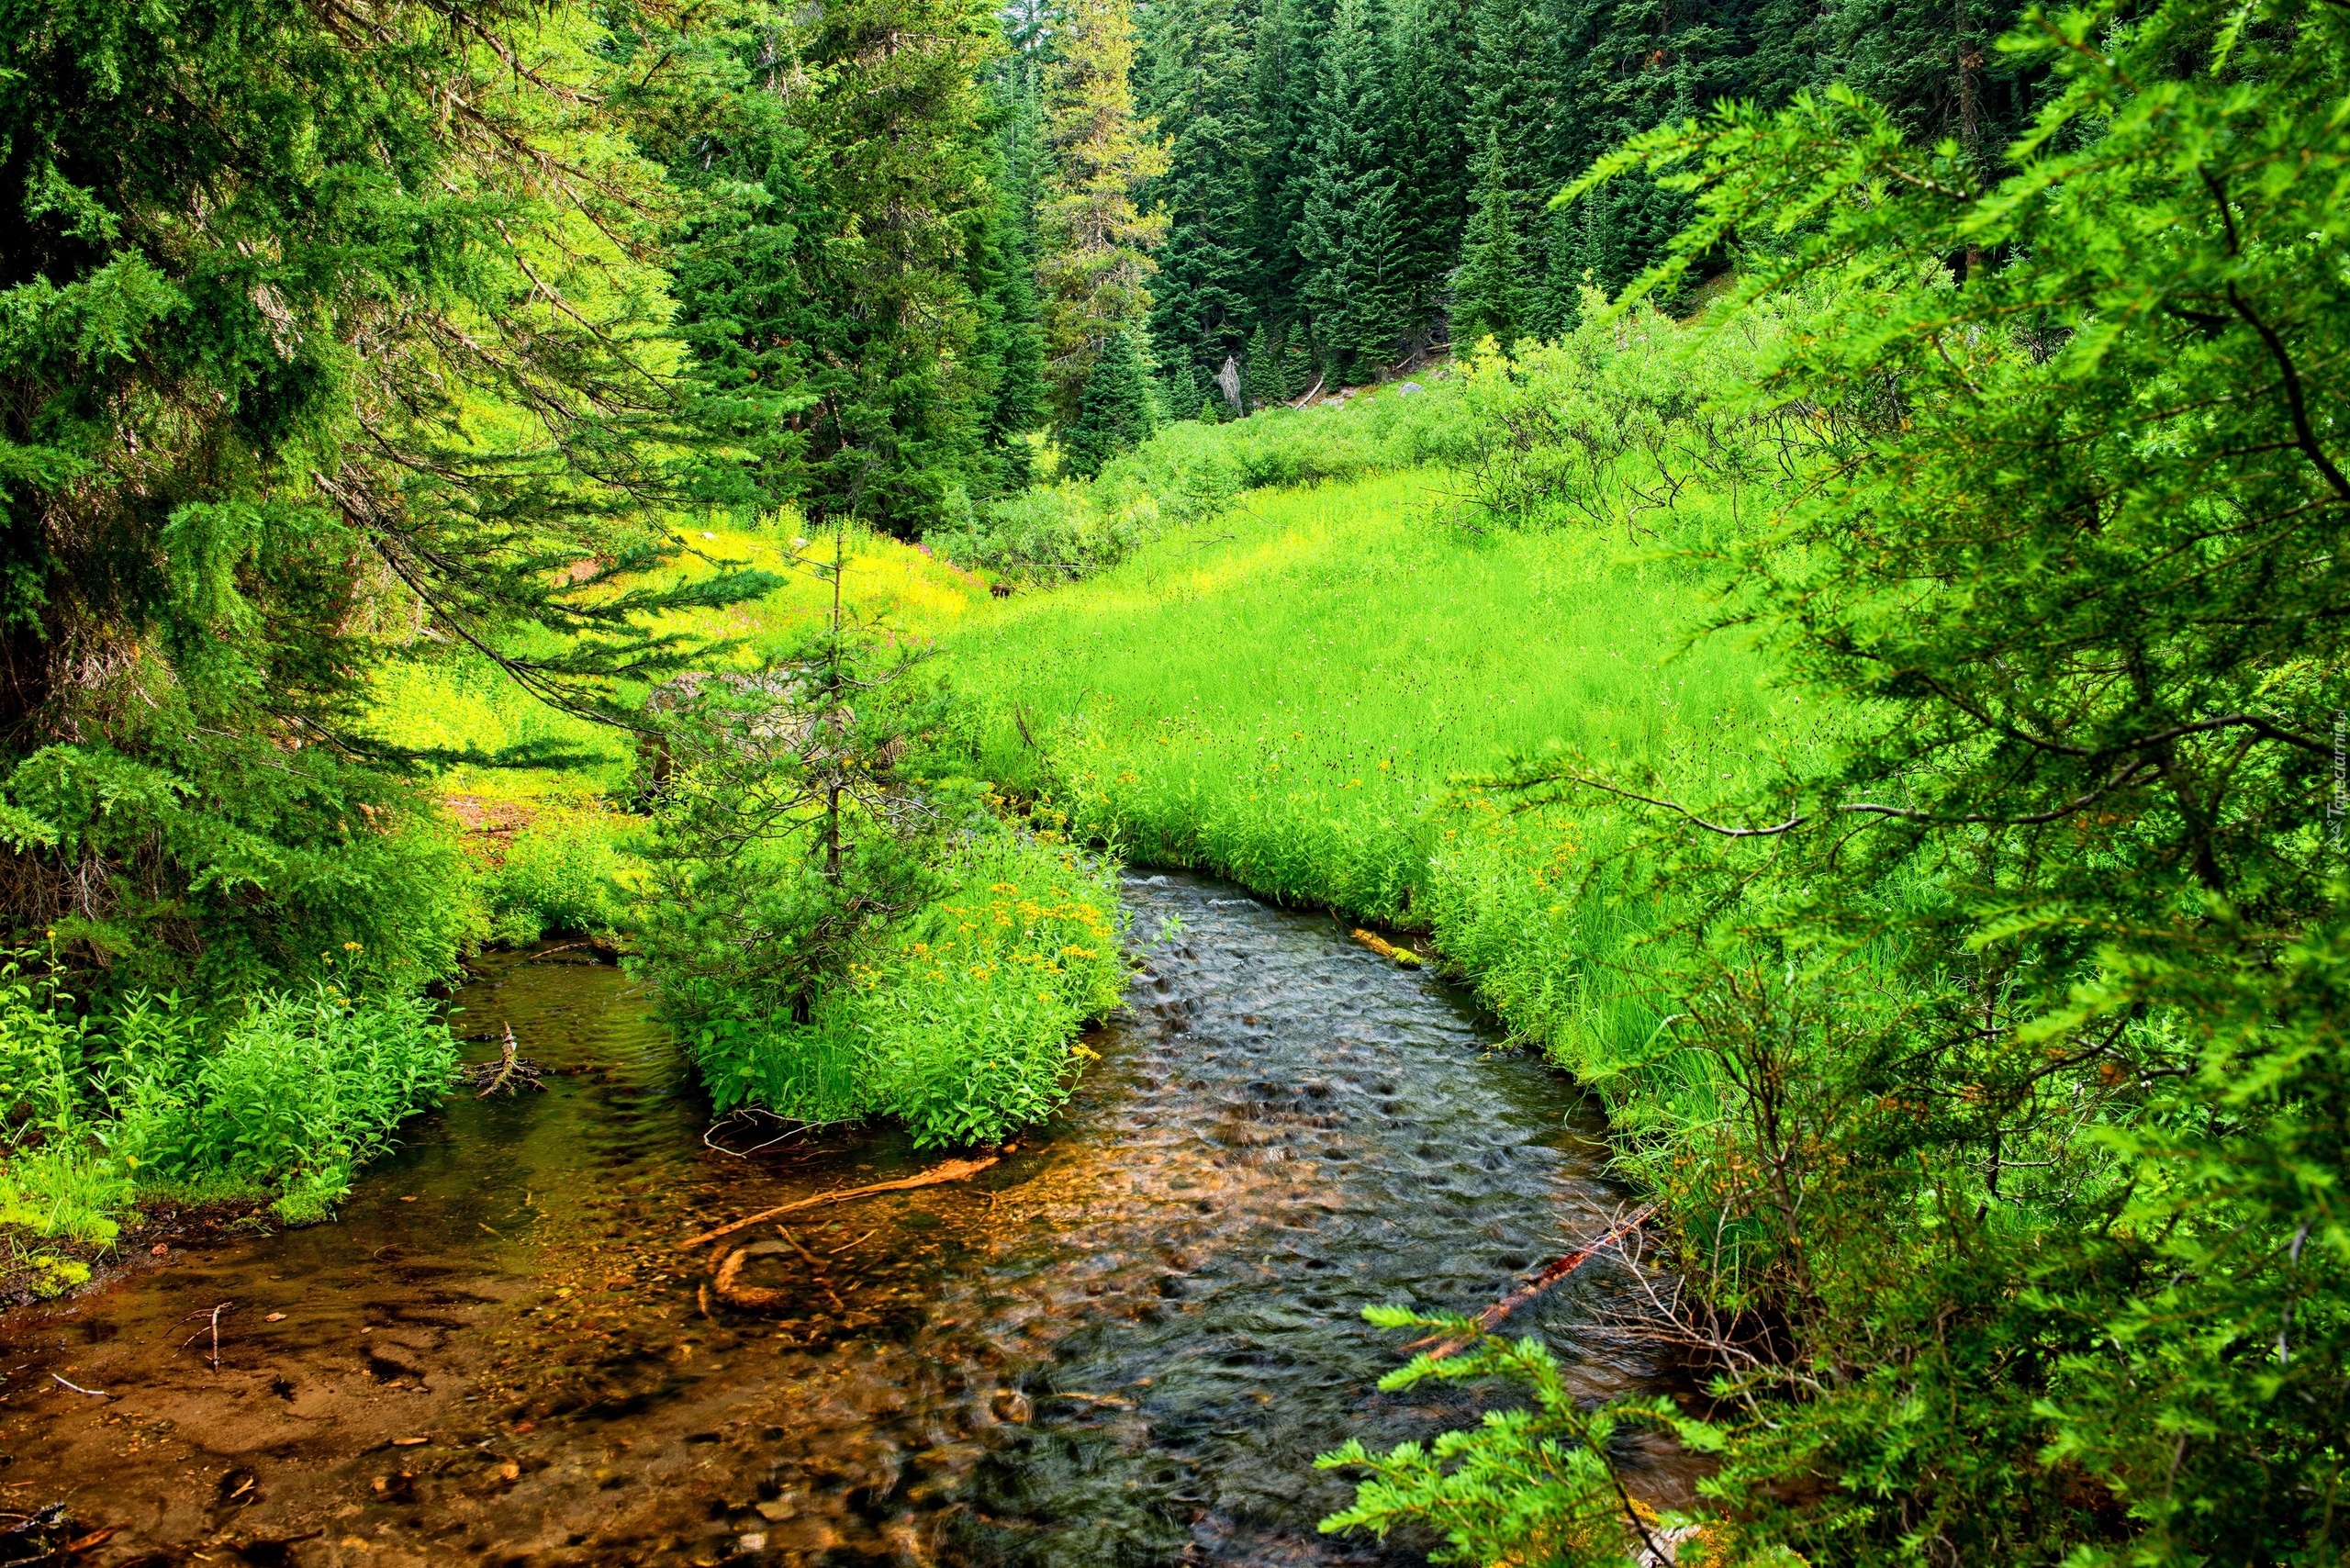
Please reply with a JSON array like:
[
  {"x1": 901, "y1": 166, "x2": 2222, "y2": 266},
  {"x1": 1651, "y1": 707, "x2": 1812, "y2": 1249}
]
[{"x1": 0, "y1": 963, "x2": 457, "y2": 1261}]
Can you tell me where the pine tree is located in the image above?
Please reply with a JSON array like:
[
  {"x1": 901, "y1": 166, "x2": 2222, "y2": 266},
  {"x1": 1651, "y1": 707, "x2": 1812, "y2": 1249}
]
[
  {"x1": 1162, "y1": 358, "x2": 1204, "y2": 421},
  {"x1": 1061, "y1": 330, "x2": 1159, "y2": 476},
  {"x1": 1245, "y1": 320, "x2": 1285, "y2": 409},
  {"x1": 1242, "y1": 0, "x2": 1325, "y2": 330},
  {"x1": 667, "y1": 0, "x2": 1004, "y2": 535},
  {"x1": 1385, "y1": 0, "x2": 1472, "y2": 352},
  {"x1": 975, "y1": 52, "x2": 1052, "y2": 491},
  {"x1": 1450, "y1": 127, "x2": 1529, "y2": 343},
  {"x1": 1140, "y1": 0, "x2": 1258, "y2": 386},
  {"x1": 1038, "y1": 0, "x2": 1171, "y2": 420},
  {"x1": 1281, "y1": 325, "x2": 1317, "y2": 396},
  {"x1": 0, "y1": 0, "x2": 774, "y2": 991},
  {"x1": 1292, "y1": 0, "x2": 1410, "y2": 379}
]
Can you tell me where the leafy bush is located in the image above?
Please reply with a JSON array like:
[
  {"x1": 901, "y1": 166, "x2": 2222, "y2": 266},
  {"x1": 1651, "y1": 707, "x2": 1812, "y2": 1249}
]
[
  {"x1": 479, "y1": 808, "x2": 632, "y2": 946},
  {"x1": 1439, "y1": 301, "x2": 1779, "y2": 535},
  {"x1": 107, "y1": 988, "x2": 458, "y2": 1222},
  {"x1": 923, "y1": 482, "x2": 1158, "y2": 585},
  {"x1": 0, "y1": 964, "x2": 458, "y2": 1255},
  {"x1": 683, "y1": 834, "x2": 1127, "y2": 1147}
]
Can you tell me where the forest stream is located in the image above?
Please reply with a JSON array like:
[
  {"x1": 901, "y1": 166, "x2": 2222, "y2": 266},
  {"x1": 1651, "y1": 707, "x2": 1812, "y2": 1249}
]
[{"x1": 0, "y1": 872, "x2": 1694, "y2": 1568}]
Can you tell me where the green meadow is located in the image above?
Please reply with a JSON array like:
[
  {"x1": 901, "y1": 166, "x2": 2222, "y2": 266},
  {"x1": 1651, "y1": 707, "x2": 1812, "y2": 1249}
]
[{"x1": 938, "y1": 466, "x2": 1795, "y2": 1080}]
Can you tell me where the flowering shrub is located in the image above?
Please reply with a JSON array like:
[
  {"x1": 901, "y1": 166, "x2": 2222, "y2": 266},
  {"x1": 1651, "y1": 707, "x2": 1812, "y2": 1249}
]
[{"x1": 685, "y1": 834, "x2": 1128, "y2": 1148}]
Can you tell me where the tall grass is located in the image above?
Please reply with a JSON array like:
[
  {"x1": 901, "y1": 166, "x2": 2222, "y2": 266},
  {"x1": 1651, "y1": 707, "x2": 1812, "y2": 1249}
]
[{"x1": 935, "y1": 467, "x2": 1793, "y2": 1081}]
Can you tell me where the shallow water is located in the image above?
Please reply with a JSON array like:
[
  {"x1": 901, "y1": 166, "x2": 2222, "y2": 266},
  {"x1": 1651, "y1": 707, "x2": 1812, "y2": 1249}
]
[{"x1": 0, "y1": 872, "x2": 1688, "y2": 1567}]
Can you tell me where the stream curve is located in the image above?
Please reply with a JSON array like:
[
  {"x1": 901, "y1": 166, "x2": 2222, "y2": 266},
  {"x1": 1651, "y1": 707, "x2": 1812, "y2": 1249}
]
[{"x1": 0, "y1": 871, "x2": 1690, "y2": 1566}]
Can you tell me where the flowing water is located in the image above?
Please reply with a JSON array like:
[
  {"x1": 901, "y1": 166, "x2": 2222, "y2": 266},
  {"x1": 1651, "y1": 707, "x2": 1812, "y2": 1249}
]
[{"x1": 0, "y1": 872, "x2": 1691, "y2": 1567}]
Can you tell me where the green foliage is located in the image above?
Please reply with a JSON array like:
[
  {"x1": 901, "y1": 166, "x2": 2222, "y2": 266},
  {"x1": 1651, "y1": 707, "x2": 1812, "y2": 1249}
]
[
  {"x1": 478, "y1": 810, "x2": 632, "y2": 947},
  {"x1": 633, "y1": 542, "x2": 949, "y2": 1032},
  {"x1": 1471, "y1": 0, "x2": 2350, "y2": 1557},
  {"x1": 1443, "y1": 304, "x2": 1775, "y2": 533},
  {"x1": 0, "y1": 0, "x2": 775, "y2": 998},
  {"x1": 1317, "y1": 1309, "x2": 1718, "y2": 1566},
  {"x1": 823, "y1": 837, "x2": 1127, "y2": 1147},
  {"x1": 1062, "y1": 330, "x2": 1162, "y2": 479},
  {"x1": 1292, "y1": 0, "x2": 1411, "y2": 377},
  {"x1": 626, "y1": 527, "x2": 1117, "y2": 1152},
  {"x1": 1, "y1": 961, "x2": 456, "y2": 1253},
  {"x1": 926, "y1": 483, "x2": 1158, "y2": 585},
  {"x1": 679, "y1": 834, "x2": 1126, "y2": 1147},
  {"x1": 106, "y1": 988, "x2": 457, "y2": 1223},
  {"x1": 649, "y1": 0, "x2": 1007, "y2": 536}
]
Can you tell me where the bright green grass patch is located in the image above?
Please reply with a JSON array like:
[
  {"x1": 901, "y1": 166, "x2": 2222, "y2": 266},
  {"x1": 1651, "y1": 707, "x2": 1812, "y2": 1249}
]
[
  {"x1": 937, "y1": 469, "x2": 1805, "y2": 1081},
  {"x1": 364, "y1": 522, "x2": 995, "y2": 808},
  {"x1": 686, "y1": 834, "x2": 1128, "y2": 1148}
]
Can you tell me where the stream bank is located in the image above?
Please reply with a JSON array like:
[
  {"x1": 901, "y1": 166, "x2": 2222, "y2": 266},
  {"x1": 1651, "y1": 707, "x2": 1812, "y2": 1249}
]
[{"x1": 0, "y1": 872, "x2": 1691, "y2": 1567}]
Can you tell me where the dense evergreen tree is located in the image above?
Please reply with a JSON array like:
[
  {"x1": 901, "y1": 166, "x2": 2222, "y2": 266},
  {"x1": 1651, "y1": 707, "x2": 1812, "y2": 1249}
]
[
  {"x1": 1292, "y1": 0, "x2": 1412, "y2": 376},
  {"x1": 662, "y1": 0, "x2": 1004, "y2": 536},
  {"x1": 0, "y1": 0, "x2": 773, "y2": 990},
  {"x1": 1245, "y1": 321, "x2": 1285, "y2": 409},
  {"x1": 1451, "y1": 129, "x2": 1531, "y2": 343},
  {"x1": 1122, "y1": 0, "x2": 2050, "y2": 383},
  {"x1": 1139, "y1": 0, "x2": 1259, "y2": 383},
  {"x1": 1241, "y1": 0, "x2": 1324, "y2": 329},
  {"x1": 1384, "y1": 0, "x2": 1472, "y2": 351},
  {"x1": 1061, "y1": 330, "x2": 1159, "y2": 476},
  {"x1": 975, "y1": 52, "x2": 1054, "y2": 490},
  {"x1": 1038, "y1": 0, "x2": 1170, "y2": 419}
]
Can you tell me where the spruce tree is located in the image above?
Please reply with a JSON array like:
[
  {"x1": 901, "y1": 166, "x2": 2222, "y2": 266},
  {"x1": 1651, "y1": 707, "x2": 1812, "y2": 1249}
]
[
  {"x1": 1038, "y1": 0, "x2": 1171, "y2": 420},
  {"x1": 1292, "y1": 0, "x2": 1410, "y2": 378},
  {"x1": 0, "y1": 0, "x2": 773, "y2": 991},
  {"x1": 1385, "y1": 0, "x2": 1472, "y2": 353},
  {"x1": 975, "y1": 52, "x2": 1052, "y2": 491},
  {"x1": 1161, "y1": 359, "x2": 1205, "y2": 421},
  {"x1": 1242, "y1": 322, "x2": 1279, "y2": 410},
  {"x1": 1140, "y1": 0, "x2": 1258, "y2": 386},
  {"x1": 1450, "y1": 128, "x2": 1529, "y2": 344},
  {"x1": 666, "y1": 0, "x2": 1004, "y2": 535},
  {"x1": 1061, "y1": 331, "x2": 1159, "y2": 476},
  {"x1": 1243, "y1": 0, "x2": 1325, "y2": 330}
]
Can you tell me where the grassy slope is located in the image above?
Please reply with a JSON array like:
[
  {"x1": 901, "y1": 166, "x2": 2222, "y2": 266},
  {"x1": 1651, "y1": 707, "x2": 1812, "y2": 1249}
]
[{"x1": 938, "y1": 469, "x2": 1793, "y2": 1084}]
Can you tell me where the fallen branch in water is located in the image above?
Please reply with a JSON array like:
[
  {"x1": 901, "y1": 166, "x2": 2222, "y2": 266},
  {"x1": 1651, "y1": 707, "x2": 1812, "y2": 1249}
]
[
  {"x1": 461, "y1": 1025, "x2": 547, "y2": 1099},
  {"x1": 49, "y1": 1372, "x2": 110, "y2": 1398},
  {"x1": 1349, "y1": 928, "x2": 1423, "y2": 967},
  {"x1": 711, "y1": 1237, "x2": 845, "y2": 1315},
  {"x1": 1416, "y1": 1203, "x2": 1661, "y2": 1361},
  {"x1": 179, "y1": 1301, "x2": 234, "y2": 1368},
  {"x1": 677, "y1": 1156, "x2": 1001, "y2": 1250}
]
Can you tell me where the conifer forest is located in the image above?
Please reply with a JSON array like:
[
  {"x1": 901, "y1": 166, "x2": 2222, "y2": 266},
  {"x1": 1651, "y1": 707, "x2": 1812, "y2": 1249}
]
[{"x1": 2, "y1": 0, "x2": 2347, "y2": 1562}]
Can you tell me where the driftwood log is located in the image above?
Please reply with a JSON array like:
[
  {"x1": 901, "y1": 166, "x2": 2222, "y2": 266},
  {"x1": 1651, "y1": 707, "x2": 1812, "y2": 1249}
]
[
  {"x1": 677, "y1": 1155, "x2": 1000, "y2": 1251},
  {"x1": 1417, "y1": 1203, "x2": 1661, "y2": 1361}
]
